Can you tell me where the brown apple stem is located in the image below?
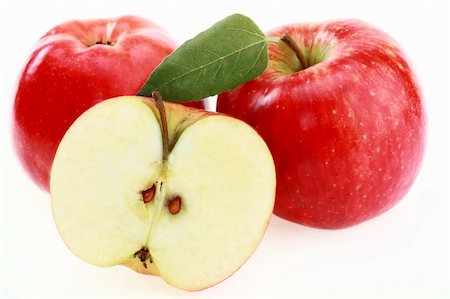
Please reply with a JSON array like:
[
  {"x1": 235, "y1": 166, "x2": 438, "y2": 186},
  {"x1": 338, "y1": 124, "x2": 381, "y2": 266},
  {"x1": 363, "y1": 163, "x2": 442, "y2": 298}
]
[
  {"x1": 281, "y1": 33, "x2": 308, "y2": 70},
  {"x1": 153, "y1": 91, "x2": 169, "y2": 161}
]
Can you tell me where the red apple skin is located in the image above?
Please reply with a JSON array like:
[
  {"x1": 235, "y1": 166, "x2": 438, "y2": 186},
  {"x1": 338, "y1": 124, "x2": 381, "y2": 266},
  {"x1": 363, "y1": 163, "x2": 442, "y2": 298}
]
[
  {"x1": 13, "y1": 15, "x2": 204, "y2": 192},
  {"x1": 217, "y1": 20, "x2": 426, "y2": 229}
]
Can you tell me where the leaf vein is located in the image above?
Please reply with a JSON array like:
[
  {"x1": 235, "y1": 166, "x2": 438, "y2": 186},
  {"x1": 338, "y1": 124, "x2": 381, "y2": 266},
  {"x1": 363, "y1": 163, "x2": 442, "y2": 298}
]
[
  {"x1": 240, "y1": 42, "x2": 266, "y2": 80},
  {"x1": 184, "y1": 46, "x2": 221, "y2": 58},
  {"x1": 220, "y1": 27, "x2": 266, "y2": 39},
  {"x1": 208, "y1": 58, "x2": 224, "y2": 93},
  {"x1": 153, "y1": 40, "x2": 267, "y2": 90}
]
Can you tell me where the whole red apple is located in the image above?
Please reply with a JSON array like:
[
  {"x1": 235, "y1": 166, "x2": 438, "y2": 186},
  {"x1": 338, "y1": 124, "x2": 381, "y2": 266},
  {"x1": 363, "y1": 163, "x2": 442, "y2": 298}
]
[
  {"x1": 13, "y1": 15, "x2": 204, "y2": 192},
  {"x1": 217, "y1": 19, "x2": 426, "y2": 229}
]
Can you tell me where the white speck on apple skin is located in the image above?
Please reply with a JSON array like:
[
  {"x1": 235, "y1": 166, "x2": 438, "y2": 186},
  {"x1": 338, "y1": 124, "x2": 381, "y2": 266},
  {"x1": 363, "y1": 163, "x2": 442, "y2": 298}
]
[
  {"x1": 298, "y1": 112, "x2": 317, "y2": 131},
  {"x1": 254, "y1": 87, "x2": 280, "y2": 109},
  {"x1": 385, "y1": 48, "x2": 396, "y2": 58}
]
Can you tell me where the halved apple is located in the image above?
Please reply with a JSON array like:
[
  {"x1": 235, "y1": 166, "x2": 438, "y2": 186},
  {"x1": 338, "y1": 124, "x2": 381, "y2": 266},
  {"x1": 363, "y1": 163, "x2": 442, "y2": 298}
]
[{"x1": 50, "y1": 96, "x2": 276, "y2": 291}]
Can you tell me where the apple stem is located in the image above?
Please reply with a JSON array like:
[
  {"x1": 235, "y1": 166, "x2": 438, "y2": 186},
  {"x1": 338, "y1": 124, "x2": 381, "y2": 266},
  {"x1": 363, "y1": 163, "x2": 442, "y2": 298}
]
[
  {"x1": 153, "y1": 91, "x2": 170, "y2": 161},
  {"x1": 281, "y1": 33, "x2": 308, "y2": 70}
]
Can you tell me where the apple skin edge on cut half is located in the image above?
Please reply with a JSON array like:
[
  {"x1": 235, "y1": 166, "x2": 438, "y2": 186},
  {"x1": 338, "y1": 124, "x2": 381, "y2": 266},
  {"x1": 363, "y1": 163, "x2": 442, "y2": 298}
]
[{"x1": 50, "y1": 96, "x2": 276, "y2": 291}]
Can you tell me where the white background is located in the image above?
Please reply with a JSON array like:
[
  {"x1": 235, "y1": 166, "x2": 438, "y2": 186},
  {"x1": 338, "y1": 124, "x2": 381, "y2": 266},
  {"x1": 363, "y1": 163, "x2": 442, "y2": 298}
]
[{"x1": 0, "y1": 0, "x2": 448, "y2": 298}]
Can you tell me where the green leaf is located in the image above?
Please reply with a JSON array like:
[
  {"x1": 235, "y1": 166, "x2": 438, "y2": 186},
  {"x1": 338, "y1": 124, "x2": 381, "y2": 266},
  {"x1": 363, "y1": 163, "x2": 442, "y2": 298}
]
[{"x1": 137, "y1": 14, "x2": 269, "y2": 102}]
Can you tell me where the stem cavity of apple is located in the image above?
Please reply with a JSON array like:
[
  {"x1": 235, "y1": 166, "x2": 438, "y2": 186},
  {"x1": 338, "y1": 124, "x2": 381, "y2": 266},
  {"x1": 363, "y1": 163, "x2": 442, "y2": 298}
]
[
  {"x1": 95, "y1": 40, "x2": 115, "y2": 46},
  {"x1": 280, "y1": 33, "x2": 308, "y2": 70},
  {"x1": 87, "y1": 40, "x2": 116, "y2": 47}
]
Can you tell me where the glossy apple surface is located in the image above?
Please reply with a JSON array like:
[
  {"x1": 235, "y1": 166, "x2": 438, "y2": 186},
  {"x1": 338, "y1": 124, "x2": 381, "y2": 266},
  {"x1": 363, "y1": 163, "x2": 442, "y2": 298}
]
[
  {"x1": 218, "y1": 19, "x2": 426, "y2": 229},
  {"x1": 13, "y1": 15, "x2": 204, "y2": 192}
]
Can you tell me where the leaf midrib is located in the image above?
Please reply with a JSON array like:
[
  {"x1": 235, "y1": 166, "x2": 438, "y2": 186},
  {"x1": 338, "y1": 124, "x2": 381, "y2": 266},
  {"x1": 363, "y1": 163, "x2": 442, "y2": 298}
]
[{"x1": 151, "y1": 39, "x2": 268, "y2": 91}]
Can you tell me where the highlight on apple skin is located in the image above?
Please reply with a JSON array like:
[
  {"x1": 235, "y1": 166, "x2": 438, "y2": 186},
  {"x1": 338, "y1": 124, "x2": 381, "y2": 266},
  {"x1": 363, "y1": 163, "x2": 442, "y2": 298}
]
[
  {"x1": 218, "y1": 19, "x2": 426, "y2": 229},
  {"x1": 12, "y1": 15, "x2": 205, "y2": 192},
  {"x1": 50, "y1": 96, "x2": 276, "y2": 291}
]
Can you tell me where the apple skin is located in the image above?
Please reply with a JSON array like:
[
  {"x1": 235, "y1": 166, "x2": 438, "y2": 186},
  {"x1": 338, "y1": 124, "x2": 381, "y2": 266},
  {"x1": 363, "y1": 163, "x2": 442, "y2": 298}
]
[
  {"x1": 217, "y1": 19, "x2": 426, "y2": 229},
  {"x1": 13, "y1": 15, "x2": 204, "y2": 192}
]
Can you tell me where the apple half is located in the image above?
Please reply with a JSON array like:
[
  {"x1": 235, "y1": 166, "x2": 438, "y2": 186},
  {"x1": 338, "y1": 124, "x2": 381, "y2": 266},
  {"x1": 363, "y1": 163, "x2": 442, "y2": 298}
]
[{"x1": 50, "y1": 96, "x2": 276, "y2": 291}]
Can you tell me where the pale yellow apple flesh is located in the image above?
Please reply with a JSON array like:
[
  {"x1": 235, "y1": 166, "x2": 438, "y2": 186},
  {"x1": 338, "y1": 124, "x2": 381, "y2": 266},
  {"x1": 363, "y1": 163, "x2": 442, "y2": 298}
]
[{"x1": 50, "y1": 96, "x2": 276, "y2": 291}]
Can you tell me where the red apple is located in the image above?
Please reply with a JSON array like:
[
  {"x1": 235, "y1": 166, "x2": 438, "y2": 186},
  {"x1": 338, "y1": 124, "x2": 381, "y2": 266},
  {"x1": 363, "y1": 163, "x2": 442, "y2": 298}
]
[
  {"x1": 217, "y1": 19, "x2": 426, "y2": 229},
  {"x1": 13, "y1": 15, "x2": 204, "y2": 192}
]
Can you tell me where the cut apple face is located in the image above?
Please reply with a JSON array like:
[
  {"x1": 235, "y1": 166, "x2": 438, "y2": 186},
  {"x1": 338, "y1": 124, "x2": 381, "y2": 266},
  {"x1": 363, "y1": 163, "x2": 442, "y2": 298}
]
[{"x1": 50, "y1": 96, "x2": 276, "y2": 291}]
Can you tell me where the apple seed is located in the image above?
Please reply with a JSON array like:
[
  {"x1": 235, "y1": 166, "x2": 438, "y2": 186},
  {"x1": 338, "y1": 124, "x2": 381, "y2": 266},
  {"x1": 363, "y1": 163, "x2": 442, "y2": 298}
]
[
  {"x1": 141, "y1": 184, "x2": 156, "y2": 203},
  {"x1": 168, "y1": 196, "x2": 181, "y2": 214}
]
